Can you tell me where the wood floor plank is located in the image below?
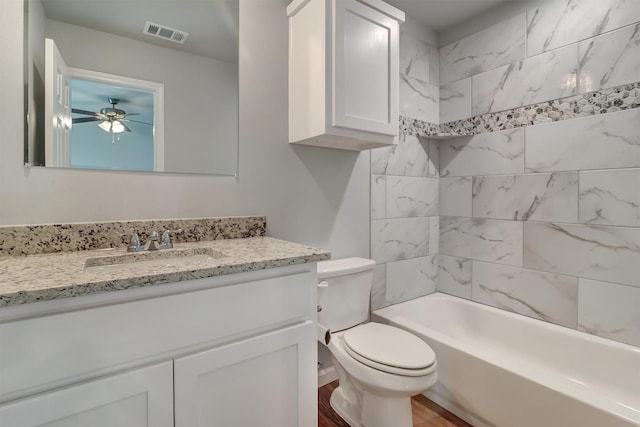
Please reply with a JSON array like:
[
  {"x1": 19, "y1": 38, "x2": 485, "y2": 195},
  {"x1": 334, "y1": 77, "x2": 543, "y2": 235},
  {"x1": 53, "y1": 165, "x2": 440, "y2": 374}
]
[{"x1": 318, "y1": 380, "x2": 472, "y2": 427}]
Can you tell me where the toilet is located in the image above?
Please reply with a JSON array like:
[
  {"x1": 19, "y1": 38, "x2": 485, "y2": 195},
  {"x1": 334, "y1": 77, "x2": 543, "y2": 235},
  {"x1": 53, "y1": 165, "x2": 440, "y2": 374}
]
[{"x1": 317, "y1": 257, "x2": 437, "y2": 427}]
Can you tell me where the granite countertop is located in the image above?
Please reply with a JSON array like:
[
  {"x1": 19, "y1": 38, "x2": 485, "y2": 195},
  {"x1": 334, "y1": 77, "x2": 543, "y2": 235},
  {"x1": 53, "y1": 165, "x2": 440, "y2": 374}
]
[{"x1": 0, "y1": 237, "x2": 330, "y2": 307}]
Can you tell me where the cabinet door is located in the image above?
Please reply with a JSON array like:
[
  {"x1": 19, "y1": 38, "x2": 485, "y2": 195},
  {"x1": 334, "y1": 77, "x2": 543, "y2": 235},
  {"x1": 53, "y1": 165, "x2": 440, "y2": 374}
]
[
  {"x1": 333, "y1": 0, "x2": 399, "y2": 136},
  {"x1": 0, "y1": 361, "x2": 173, "y2": 427},
  {"x1": 174, "y1": 321, "x2": 317, "y2": 427}
]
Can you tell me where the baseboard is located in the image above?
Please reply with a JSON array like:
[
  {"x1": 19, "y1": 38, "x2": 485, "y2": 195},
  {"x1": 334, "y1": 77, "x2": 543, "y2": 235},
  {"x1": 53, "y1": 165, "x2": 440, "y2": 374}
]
[{"x1": 318, "y1": 364, "x2": 338, "y2": 388}]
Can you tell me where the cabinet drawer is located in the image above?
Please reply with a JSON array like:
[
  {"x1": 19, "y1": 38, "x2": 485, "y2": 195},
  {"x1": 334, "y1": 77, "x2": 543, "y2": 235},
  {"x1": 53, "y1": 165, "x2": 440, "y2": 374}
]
[{"x1": 0, "y1": 268, "x2": 315, "y2": 401}]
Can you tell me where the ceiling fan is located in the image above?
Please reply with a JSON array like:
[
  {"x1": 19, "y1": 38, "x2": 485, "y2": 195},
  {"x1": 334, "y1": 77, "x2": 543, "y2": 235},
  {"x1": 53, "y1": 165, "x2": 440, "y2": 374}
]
[{"x1": 72, "y1": 98, "x2": 152, "y2": 138}]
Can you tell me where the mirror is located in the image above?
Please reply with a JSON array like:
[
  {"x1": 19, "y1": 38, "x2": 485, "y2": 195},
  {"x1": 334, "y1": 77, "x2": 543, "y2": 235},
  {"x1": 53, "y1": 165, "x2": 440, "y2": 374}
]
[{"x1": 24, "y1": 0, "x2": 239, "y2": 175}]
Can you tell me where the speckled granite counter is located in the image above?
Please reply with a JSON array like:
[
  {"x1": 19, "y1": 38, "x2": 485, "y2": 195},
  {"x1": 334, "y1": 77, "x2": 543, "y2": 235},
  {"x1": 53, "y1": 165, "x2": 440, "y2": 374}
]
[{"x1": 0, "y1": 237, "x2": 330, "y2": 307}]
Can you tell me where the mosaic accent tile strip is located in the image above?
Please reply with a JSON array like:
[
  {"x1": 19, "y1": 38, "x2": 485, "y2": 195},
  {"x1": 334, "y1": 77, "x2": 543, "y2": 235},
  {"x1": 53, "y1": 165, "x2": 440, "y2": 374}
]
[
  {"x1": 0, "y1": 216, "x2": 267, "y2": 256},
  {"x1": 399, "y1": 116, "x2": 439, "y2": 136},
  {"x1": 438, "y1": 82, "x2": 640, "y2": 136},
  {"x1": 399, "y1": 82, "x2": 640, "y2": 138}
]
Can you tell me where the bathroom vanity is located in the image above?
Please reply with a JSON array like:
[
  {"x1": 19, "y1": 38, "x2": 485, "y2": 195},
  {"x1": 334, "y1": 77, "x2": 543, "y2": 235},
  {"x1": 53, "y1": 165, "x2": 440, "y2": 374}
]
[{"x1": 0, "y1": 218, "x2": 329, "y2": 426}]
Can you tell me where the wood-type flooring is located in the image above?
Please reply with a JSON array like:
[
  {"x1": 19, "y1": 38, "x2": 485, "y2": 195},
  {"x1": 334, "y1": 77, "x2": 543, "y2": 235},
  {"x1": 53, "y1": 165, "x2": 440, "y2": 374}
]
[{"x1": 318, "y1": 380, "x2": 472, "y2": 427}]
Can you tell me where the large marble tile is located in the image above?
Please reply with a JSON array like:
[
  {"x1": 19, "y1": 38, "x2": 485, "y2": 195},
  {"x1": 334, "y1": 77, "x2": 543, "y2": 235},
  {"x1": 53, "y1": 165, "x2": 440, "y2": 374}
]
[
  {"x1": 527, "y1": 0, "x2": 640, "y2": 56},
  {"x1": 439, "y1": 128, "x2": 525, "y2": 177},
  {"x1": 400, "y1": 74, "x2": 439, "y2": 123},
  {"x1": 472, "y1": 262, "x2": 578, "y2": 328},
  {"x1": 472, "y1": 172, "x2": 578, "y2": 222},
  {"x1": 440, "y1": 78, "x2": 472, "y2": 123},
  {"x1": 371, "y1": 174, "x2": 386, "y2": 220},
  {"x1": 524, "y1": 222, "x2": 640, "y2": 287},
  {"x1": 525, "y1": 109, "x2": 640, "y2": 172},
  {"x1": 579, "y1": 23, "x2": 640, "y2": 93},
  {"x1": 429, "y1": 217, "x2": 439, "y2": 255},
  {"x1": 427, "y1": 140, "x2": 439, "y2": 178},
  {"x1": 429, "y1": 45, "x2": 439, "y2": 87},
  {"x1": 579, "y1": 169, "x2": 640, "y2": 227},
  {"x1": 386, "y1": 255, "x2": 438, "y2": 304},
  {"x1": 400, "y1": 31, "x2": 431, "y2": 83},
  {"x1": 578, "y1": 279, "x2": 640, "y2": 347},
  {"x1": 386, "y1": 176, "x2": 438, "y2": 218},
  {"x1": 439, "y1": 177, "x2": 472, "y2": 217},
  {"x1": 472, "y1": 45, "x2": 578, "y2": 116},
  {"x1": 440, "y1": 217, "x2": 523, "y2": 266},
  {"x1": 371, "y1": 145, "x2": 394, "y2": 175},
  {"x1": 371, "y1": 263, "x2": 389, "y2": 311},
  {"x1": 440, "y1": 13, "x2": 525, "y2": 85},
  {"x1": 438, "y1": 255, "x2": 472, "y2": 299},
  {"x1": 371, "y1": 134, "x2": 430, "y2": 177},
  {"x1": 371, "y1": 217, "x2": 431, "y2": 263}
]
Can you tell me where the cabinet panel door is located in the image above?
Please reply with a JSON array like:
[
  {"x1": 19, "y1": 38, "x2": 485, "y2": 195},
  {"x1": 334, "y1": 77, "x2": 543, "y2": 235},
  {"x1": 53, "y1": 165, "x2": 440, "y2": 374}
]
[
  {"x1": 333, "y1": 0, "x2": 399, "y2": 135},
  {"x1": 175, "y1": 321, "x2": 317, "y2": 427},
  {"x1": 0, "y1": 361, "x2": 173, "y2": 427}
]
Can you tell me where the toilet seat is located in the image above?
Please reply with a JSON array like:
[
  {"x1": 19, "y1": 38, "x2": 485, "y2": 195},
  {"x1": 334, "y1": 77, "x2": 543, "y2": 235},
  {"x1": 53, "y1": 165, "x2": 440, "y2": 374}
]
[{"x1": 342, "y1": 323, "x2": 436, "y2": 377}]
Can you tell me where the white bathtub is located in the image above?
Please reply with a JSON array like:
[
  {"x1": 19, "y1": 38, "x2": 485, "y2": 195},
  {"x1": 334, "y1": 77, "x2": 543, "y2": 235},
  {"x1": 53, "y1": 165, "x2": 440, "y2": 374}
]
[{"x1": 373, "y1": 293, "x2": 640, "y2": 427}]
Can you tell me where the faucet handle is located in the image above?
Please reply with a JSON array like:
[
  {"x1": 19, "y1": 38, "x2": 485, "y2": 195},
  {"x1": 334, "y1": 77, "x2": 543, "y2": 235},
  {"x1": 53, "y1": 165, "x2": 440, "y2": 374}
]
[
  {"x1": 160, "y1": 229, "x2": 183, "y2": 248},
  {"x1": 127, "y1": 231, "x2": 144, "y2": 252}
]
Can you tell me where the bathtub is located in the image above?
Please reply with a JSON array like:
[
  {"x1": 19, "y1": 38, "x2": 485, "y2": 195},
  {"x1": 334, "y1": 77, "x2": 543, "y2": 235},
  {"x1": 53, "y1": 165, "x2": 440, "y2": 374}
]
[{"x1": 373, "y1": 293, "x2": 640, "y2": 427}]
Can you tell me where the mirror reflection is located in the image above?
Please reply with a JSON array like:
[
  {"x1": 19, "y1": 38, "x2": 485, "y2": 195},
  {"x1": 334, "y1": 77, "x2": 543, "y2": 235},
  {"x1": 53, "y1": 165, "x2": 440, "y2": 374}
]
[{"x1": 25, "y1": 0, "x2": 239, "y2": 175}]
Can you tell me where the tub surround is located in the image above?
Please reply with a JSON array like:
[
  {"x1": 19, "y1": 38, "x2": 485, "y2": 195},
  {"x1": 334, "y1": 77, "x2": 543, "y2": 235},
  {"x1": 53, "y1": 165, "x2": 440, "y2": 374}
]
[
  {"x1": 0, "y1": 216, "x2": 330, "y2": 307},
  {"x1": 375, "y1": 0, "x2": 640, "y2": 350},
  {"x1": 0, "y1": 216, "x2": 267, "y2": 257}
]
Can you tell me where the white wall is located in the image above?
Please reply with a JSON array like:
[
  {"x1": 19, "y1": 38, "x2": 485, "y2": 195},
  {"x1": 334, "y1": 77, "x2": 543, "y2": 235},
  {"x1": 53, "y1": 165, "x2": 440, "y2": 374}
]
[{"x1": 0, "y1": 0, "x2": 370, "y2": 260}]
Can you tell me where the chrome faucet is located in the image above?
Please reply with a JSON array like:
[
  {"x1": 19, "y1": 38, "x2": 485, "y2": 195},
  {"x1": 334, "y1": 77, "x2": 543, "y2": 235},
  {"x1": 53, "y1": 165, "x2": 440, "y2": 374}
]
[
  {"x1": 146, "y1": 230, "x2": 162, "y2": 251},
  {"x1": 146, "y1": 229, "x2": 183, "y2": 251},
  {"x1": 127, "y1": 232, "x2": 144, "y2": 252}
]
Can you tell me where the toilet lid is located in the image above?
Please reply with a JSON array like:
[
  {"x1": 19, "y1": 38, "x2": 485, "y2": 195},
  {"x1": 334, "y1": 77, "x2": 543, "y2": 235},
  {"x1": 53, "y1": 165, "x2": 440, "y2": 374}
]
[{"x1": 343, "y1": 323, "x2": 436, "y2": 376}]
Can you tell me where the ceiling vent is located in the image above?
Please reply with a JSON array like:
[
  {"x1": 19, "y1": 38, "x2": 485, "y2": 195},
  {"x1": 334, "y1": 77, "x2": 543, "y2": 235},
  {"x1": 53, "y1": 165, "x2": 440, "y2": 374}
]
[{"x1": 143, "y1": 21, "x2": 189, "y2": 44}]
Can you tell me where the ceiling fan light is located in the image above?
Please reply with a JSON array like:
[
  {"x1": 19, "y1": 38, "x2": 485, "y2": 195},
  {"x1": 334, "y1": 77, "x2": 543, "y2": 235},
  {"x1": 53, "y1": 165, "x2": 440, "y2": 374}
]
[
  {"x1": 98, "y1": 120, "x2": 112, "y2": 132},
  {"x1": 111, "y1": 120, "x2": 126, "y2": 133}
]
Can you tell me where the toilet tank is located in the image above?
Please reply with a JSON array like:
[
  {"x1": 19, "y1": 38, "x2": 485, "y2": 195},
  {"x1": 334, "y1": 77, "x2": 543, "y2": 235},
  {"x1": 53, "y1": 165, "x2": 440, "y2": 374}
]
[{"x1": 317, "y1": 257, "x2": 376, "y2": 332}]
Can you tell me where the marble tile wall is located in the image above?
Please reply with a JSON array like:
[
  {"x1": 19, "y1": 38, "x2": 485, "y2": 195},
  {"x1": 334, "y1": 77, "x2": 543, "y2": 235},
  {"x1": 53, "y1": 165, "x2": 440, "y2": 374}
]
[
  {"x1": 400, "y1": 31, "x2": 439, "y2": 124},
  {"x1": 370, "y1": 26, "x2": 440, "y2": 311},
  {"x1": 372, "y1": 1, "x2": 640, "y2": 348},
  {"x1": 435, "y1": 103, "x2": 640, "y2": 348},
  {"x1": 434, "y1": 0, "x2": 640, "y2": 348},
  {"x1": 437, "y1": 109, "x2": 640, "y2": 347},
  {"x1": 439, "y1": 1, "x2": 640, "y2": 123}
]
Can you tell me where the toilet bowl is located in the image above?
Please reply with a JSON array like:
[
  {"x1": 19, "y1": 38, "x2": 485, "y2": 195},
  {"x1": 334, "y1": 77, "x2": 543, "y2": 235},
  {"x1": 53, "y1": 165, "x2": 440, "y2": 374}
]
[{"x1": 317, "y1": 258, "x2": 438, "y2": 427}]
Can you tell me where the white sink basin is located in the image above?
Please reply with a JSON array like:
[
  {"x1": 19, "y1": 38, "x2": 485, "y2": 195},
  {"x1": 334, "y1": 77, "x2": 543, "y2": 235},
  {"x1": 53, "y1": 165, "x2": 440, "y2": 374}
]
[{"x1": 84, "y1": 247, "x2": 225, "y2": 274}]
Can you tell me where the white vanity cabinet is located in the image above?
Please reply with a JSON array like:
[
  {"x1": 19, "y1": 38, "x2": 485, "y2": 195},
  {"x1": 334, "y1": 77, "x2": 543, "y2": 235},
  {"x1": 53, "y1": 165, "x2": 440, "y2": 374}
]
[
  {"x1": 0, "y1": 264, "x2": 318, "y2": 427},
  {"x1": 0, "y1": 361, "x2": 174, "y2": 427},
  {"x1": 288, "y1": 0, "x2": 405, "y2": 151}
]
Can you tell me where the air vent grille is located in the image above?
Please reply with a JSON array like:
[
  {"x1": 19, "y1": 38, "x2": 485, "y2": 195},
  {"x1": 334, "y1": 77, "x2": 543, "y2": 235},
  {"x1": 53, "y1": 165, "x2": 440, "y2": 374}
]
[{"x1": 143, "y1": 21, "x2": 189, "y2": 44}]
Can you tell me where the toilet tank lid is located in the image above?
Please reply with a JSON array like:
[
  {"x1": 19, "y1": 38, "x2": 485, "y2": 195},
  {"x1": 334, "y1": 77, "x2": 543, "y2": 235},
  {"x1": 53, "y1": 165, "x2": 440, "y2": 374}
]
[{"x1": 317, "y1": 257, "x2": 375, "y2": 279}]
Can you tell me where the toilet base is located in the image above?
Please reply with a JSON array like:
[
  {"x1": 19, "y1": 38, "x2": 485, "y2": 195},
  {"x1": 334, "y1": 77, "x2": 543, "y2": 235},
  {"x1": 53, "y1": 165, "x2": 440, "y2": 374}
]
[
  {"x1": 361, "y1": 392, "x2": 412, "y2": 427},
  {"x1": 330, "y1": 386, "x2": 361, "y2": 427},
  {"x1": 330, "y1": 385, "x2": 413, "y2": 427}
]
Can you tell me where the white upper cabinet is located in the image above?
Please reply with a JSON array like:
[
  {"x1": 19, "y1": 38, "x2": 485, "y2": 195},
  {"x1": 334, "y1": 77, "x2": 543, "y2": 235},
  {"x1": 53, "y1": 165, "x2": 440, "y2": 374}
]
[{"x1": 288, "y1": 0, "x2": 405, "y2": 151}]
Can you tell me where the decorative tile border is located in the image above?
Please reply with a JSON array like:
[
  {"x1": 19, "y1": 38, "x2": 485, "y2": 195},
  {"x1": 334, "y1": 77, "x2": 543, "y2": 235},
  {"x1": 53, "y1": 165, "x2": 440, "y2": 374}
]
[
  {"x1": 400, "y1": 82, "x2": 640, "y2": 138},
  {"x1": 0, "y1": 216, "x2": 267, "y2": 256},
  {"x1": 399, "y1": 115, "x2": 439, "y2": 136}
]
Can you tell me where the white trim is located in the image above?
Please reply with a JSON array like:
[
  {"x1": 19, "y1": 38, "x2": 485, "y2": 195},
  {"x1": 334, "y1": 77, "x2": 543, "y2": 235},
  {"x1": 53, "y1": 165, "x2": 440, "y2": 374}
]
[{"x1": 67, "y1": 67, "x2": 165, "y2": 172}]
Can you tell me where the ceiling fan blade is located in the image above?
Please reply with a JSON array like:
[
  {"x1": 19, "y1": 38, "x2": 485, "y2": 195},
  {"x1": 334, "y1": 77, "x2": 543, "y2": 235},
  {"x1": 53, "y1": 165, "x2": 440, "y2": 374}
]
[
  {"x1": 125, "y1": 112, "x2": 141, "y2": 116},
  {"x1": 71, "y1": 108, "x2": 101, "y2": 117},
  {"x1": 122, "y1": 123, "x2": 132, "y2": 133},
  {"x1": 73, "y1": 117, "x2": 102, "y2": 124},
  {"x1": 123, "y1": 119, "x2": 153, "y2": 125}
]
